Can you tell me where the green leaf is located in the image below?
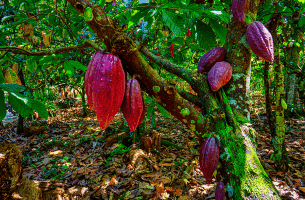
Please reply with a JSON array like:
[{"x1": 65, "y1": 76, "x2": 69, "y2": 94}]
[
  {"x1": 10, "y1": 92, "x2": 48, "y2": 119},
  {"x1": 0, "y1": 73, "x2": 5, "y2": 84},
  {"x1": 130, "y1": 8, "x2": 151, "y2": 24},
  {"x1": 209, "y1": 18, "x2": 227, "y2": 45},
  {"x1": 0, "y1": 89, "x2": 6, "y2": 122},
  {"x1": 27, "y1": 61, "x2": 37, "y2": 72},
  {"x1": 298, "y1": 16, "x2": 305, "y2": 27},
  {"x1": 0, "y1": 83, "x2": 25, "y2": 93},
  {"x1": 281, "y1": 99, "x2": 287, "y2": 110},
  {"x1": 66, "y1": 60, "x2": 87, "y2": 71},
  {"x1": 147, "y1": 102, "x2": 155, "y2": 118},
  {"x1": 196, "y1": 20, "x2": 216, "y2": 50},
  {"x1": 158, "y1": 104, "x2": 172, "y2": 118},
  {"x1": 99, "y1": 0, "x2": 106, "y2": 7},
  {"x1": 171, "y1": 37, "x2": 185, "y2": 45},
  {"x1": 1, "y1": 15, "x2": 16, "y2": 22},
  {"x1": 8, "y1": 93, "x2": 33, "y2": 118},
  {"x1": 64, "y1": 61, "x2": 75, "y2": 76},
  {"x1": 162, "y1": 10, "x2": 186, "y2": 37},
  {"x1": 204, "y1": 10, "x2": 230, "y2": 24}
]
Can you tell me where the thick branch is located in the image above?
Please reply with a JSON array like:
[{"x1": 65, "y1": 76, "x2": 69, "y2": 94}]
[
  {"x1": 140, "y1": 47, "x2": 194, "y2": 84},
  {"x1": 67, "y1": 0, "x2": 212, "y2": 139}
]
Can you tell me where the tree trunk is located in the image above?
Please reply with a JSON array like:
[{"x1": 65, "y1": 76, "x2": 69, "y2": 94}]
[
  {"x1": 81, "y1": 85, "x2": 87, "y2": 117},
  {"x1": 270, "y1": 14, "x2": 289, "y2": 171},
  {"x1": 67, "y1": 0, "x2": 280, "y2": 198},
  {"x1": 17, "y1": 67, "x2": 26, "y2": 134},
  {"x1": 264, "y1": 61, "x2": 275, "y2": 138}
]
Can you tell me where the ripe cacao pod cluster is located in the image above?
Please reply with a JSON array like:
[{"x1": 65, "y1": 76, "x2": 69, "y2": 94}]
[
  {"x1": 199, "y1": 137, "x2": 219, "y2": 183},
  {"x1": 85, "y1": 52, "x2": 145, "y2": 131},
  {"x1": 197, "y1": 47, "x2": 232, "y2": 91},
  {"x1": 198, "y1": 47, "x2": 226, "y2": 73}
]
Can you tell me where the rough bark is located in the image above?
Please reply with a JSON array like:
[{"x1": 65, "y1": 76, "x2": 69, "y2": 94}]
[
  {"x1": 269, "y1": 14, "x2": 289, "y2": 171},
  {"x1": 1, "y1": 0, "x2": 279, "y2": 198},
  {"x1": 224, "y1": 1, "x2": 259, "y2": 122},
  {"x1": 66, "y1": 0, "x2": 281, "y2": 198},
  {"x1": 264, "y1": 61, "x2": 275, "y2": 138}
]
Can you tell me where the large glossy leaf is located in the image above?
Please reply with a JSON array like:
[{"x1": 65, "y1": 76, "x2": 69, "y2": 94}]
[
  {"x1": 158, "y1": 104, "x2": 172, "y2": 118},
  {"x1": 0, "y1": 83, "x2": 25, "y2": 93},
  {"x1": 64, "y1": 61, "x2": 75, "y2": 76},
  {"x1": 0, "y1": 73, "x2": 5, "y2": 83},
  {"x1": 209, "y1": 18, "x2": 227, "y2": 45},
  {"x1": 10, "y1": 92, "x2": 48, "y2": 119},
  {"x1": 65, "y1": 60, "x2": 87, "y2": 71},
  {"x1": 8, "y1": 93, "x2": 33, "y2": 118},
  {"x1": 0, "y1": 89, "x2": 6, "y2": 122},
  {"x1": 162, "y1": 10, "x2": 186, "y2": 37},
  {"x1": 196, "y1": 20, "x2": 216, "y2": 50}
]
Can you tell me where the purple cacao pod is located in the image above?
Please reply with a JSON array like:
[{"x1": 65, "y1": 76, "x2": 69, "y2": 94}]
[
  {"x1": 208, "y1": 61, "x2": 232, "y2": 92},
  {"x1": 246, "y1": 21, "x2": 274, "y2": 62},
  {"x1": 232, "y1": 0, "x2": 250, "y2": 23},
  {"x1": 199, "y1": 137, "x2": 219, "y2": 183},
  {"x1": 87, "y1": 53, "x2": 125, "y2": 130},
  {"x1": 121, "y1": 79, "x2": 144, "y2": 131},
  {"x1": 198, "y1": 47, "x2": 226, "y2": 73},
  {"x1": 215, "y1": 181, "x2": 225, "y2": 200}
]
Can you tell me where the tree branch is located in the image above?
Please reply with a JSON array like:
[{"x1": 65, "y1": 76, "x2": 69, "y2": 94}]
[
  {"x1": 140, "y1": 47, "x2": 194, "y2": 84},
  {"x1": 0, "y1": 40, "x2": 102, "y2": 57}
]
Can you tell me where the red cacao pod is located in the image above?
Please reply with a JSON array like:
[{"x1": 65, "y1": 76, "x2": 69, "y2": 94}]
[
  {"x1": 85, "y1": 52, "x2": 103, "y2": 110},
  {"x1": 121, "y1": 79, "x2": 144, "y2": 131},
  {"x1": 215, "y1": 181, "x2": 225, "y2": 200},
  {"x1": 87, "y1": 53, "x2": 125, "y2": 130},
  {"x1": 198, "y1": 47, "x2": 226, "y2": 73},
  {"x1": 186, "y1": 29, "x2": 191, "y2": 37},
  {"x1": 246, "y1": 21, "x2": 274, "y2": 62},
  {"x1": 232, "y1": 0, "x2": 250, "y2": 23},
  {"x1": 199, "y1": 137, "x2": 219, "y2": 183},
  {"x1": 208, "y1": 61, "x2": 232, "y2": 92}
]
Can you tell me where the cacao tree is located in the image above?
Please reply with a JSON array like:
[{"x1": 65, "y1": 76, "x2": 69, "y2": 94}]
[{"x1": 1, "y1": 0, "x2": 305, "y2": 199}]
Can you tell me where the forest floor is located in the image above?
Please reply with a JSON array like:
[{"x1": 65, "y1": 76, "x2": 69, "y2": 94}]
[{"x1": 0, "y1": 93, "x2": 305, "y2": 200}]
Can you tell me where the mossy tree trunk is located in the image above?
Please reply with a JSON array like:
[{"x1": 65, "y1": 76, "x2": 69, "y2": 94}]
[
  {"x1": 57, "y1": 0, "x2": 282, "y2": 198},
  {"x1": 269, "y1": 14, "x2": 289, "y2": 171},
  {"x1": 284, "y1": 25, "x2": 303, "y2": 117},
  {"x1": 264, "y1": 61, "x2": 275, "y2": 138}
]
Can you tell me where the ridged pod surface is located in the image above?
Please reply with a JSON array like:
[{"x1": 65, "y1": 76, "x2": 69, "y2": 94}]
[
  {"x1": 232, "y1": 0, "x2": 250, "y2": 23},
  {"x1": 198, "y1": 47, "x2": 226, "y2": 73},
  {"x1": 208, "y1": 61, "x2": 232, "y2": 92},
  {"x1": 215, "y1": 181, "x2": 225, "y2": 200},
  {"x1": 85, "y1": 51, "x2": 103, "y2": 110},
  {"x1": 121, "y1": 79, "x2": 144, "y2": 131},
  {"x1": 199, "y1": 137, "x2": 219, "y2": 183},
  {"x1": 87, "y1": 53, "x2": 125, "y2": 130},
  {"x1": 246, "y1": 21, "x2": 274, "y2": 62}
]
